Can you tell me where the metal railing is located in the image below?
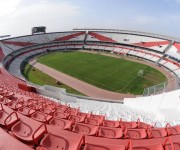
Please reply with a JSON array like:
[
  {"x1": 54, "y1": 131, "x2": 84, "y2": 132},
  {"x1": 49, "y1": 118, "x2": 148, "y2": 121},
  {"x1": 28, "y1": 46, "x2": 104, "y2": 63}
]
[{"x1": 143, "y1": 78, "x2": 180, "y2": 96}]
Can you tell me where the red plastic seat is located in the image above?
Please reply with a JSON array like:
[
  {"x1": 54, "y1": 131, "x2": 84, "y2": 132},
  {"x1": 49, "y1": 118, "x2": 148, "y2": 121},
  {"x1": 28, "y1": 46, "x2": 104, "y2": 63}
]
[
  {"x1": 7, "y1": 100, "x2": 23, "y2": 110},
  {"x1": 168, "y1": 135, "x2": 180, "y2": 149},
  {"x1": 0, "y1": 97, "x2": 12, "y2": 105},
  {"x1": 11, "y1": 96, "x2": 24, "y2": 102},
  {"x1": 172, "y1": 126, "x2": 180, "y2": 135},
  {"x1": 15, "y1": 95, "x2": 31, "y2": 102},
  {"x1": 0, "y1": 91, "x2": 14, "y2": 99},
  {"x1": 148, "y1": 127, "x2": 167, "y2": 138},
  {"x1": 37, "y1": 134, "x2": 70, "y2": 150},
  {"x1": 31, "y1": 111, "x2": 53, "y2": 123},
  {"x1": 55, "y1": 107, "x2": 65, "y2": 113},
  {"x1": 166, "y1": 124, "x2": 180, "y2": 135},
  {"x1": 137, "y1": 119, "x2": 152, "y2": 129},
  {"x1": 85, "y1": 117, "x2": 101, "y2": 126},
  {"x1": 53, "y1": 111, "x2": 69, "y2": 119},
  {"x1": 102, "y1": 120, "x2": 119, "y2": 128},
  {"x1": 44, "y1": 100, "x2": 57, "y2": 106},
  {"x1": 120, "y1": 120, "x2": 138, "y2": 129},
  {"x1": 18, "y1": 106, "x2": 36, "y2": 116},
  {"x1": 11, "y1": 121, "x2": 46, "y2": 144},
  {"x1": 56, "y1": 104, "x2": 69, "y2": 112},
  {"x1": 49, "y1": 118, "x2": 72, "y2": 130},
  {"x1": 99, "y1": 126, "x2": 123, "y2": 139},
  {"x1": 43, "y1": 104, "x2": 56, "y2": 112},
  {"x1": 23, "y1": 99, "x2": 36, "y2": 107},
  {"x1": 73, "y1": 123, "x2": 99, "y2": 136},
  {"x1": 90, "y1": 114, "x2": 105, "y2": 124},
  {"x1": 39, "y1": 108, "x2": 54, "y2": 115},
  {"x1": 0, "y1": 94, "x2": 3, "y2": 100},
  {"x1": 0, "y1": 89, "x2": 7, "y2": 96},
  {"x1": 0, "y1": 104, "x2": 19, "y2": 129},
  {"x1": 77, "y1": 112, "x2": 90, "y2": 118},
  {"x1": 133, "y1": 138, "x2": 174, "y2": 150},
  {"x1": 37, "y1": 125, "x2": 83, "y2": 150},
  {"x1": 0, "y1": 127, "x2": 33, "y2": 150},
  {"x1": 84, "y1": 143, "x2": 127, "y2": 150},
  {"x1": 40, "y1": 106, "x2": 55, "y2": 115},
  {"x1": 125, "y1": 128, "x2": 147, "y2": 139},
  {"x1": 69, "y1": 114, "x2": 85, "y2": 123},
  {"x1": 28, "y1": 103, "x2": 44, "y2": 111},
  {"x1": 66, "y1": 107, "x2": 79, "y2": 115},
  {"x1": 133, "y1": 143, "x2": 165, "y2": 150},
  {"x1": 85, "y1": 136, "x2": 131, "y2": 149}
]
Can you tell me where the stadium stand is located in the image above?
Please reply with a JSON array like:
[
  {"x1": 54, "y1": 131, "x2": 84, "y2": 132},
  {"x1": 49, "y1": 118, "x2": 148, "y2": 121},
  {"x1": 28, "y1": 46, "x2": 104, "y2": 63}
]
[
  {"x1": 0, "y1": 29, "x2": 180, "y2": 149},
  {"x1": 87, "y1": 31, "x2": 170, "y2": 52}
]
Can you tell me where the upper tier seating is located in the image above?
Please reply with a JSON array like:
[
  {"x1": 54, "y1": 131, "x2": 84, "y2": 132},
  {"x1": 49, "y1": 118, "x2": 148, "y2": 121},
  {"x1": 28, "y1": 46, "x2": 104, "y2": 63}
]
[
  {"x1": 1, "y1": 31, "x2": 180, "y2": 127},
  {"x1": 0, "y1": 31, "x2": 85, "y2": 56},
  {"x1": 0, "y1": 30, "x2": 180, "y2": 149},
  {"x1": 87, "y1": 31, "x2": 170, "y2": 52},
  {"x1": 166, "y1": 43, "x2": 180, "y2": 59},
  {"x1": 1, "y1": 30, "x2": 180, "y2": 82}
]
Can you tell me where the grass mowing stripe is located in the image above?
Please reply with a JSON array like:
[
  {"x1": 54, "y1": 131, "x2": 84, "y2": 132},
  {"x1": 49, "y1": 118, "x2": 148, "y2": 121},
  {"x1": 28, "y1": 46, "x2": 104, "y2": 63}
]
[
  {"x1": 119, "y1": 66, "x2": 148, "y2": 92},
  {"x1": 64, "y1": 68, "x2": 118, "y2": 91},
  {"x1": 37, "y1": 51, "x2": 167, "y2": 94},
  {"x1": 23, "y1": 64, "x2": 85, "y2": 96}
]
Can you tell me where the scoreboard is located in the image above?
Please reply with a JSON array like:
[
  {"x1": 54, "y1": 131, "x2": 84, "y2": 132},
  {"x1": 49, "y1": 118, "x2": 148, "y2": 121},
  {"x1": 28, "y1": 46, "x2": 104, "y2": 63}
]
[{"x1": 32, "y1": 26, "x2": 46, "y2": 34}]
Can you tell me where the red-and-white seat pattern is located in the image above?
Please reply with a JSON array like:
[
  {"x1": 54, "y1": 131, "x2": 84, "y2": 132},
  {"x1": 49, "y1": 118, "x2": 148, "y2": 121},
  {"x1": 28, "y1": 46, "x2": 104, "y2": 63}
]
[
  {"x1": 0, "y1": 82, "x2": 179, "y2": 149},
  {"x1": 1, "y1": 30, "x2": 180, "y2": 80},
  {"x1": 0, "y1": 31, "x2": 86, "y2": 55},
  {"x1": 166, "y1": 43, "x2": 180, "y2": 59},
  {"x1": 0, "y1": 29, "x2": 180, "y2": 149},
  {"x1": 163, "y1": 42, "x2": 180, "y2": 77},
  {"x1": 86, "y1": 31, "x2": 170, "y2": 52},
  {"x1": 1, "y1": 30, "x2": 180, "y2": 122},
  {"x1": 84, "y1": 31, "x2": 180, "y2": 74},
  {"x1": 159, "y1": 57, "x2": 180, "y2": 71}
]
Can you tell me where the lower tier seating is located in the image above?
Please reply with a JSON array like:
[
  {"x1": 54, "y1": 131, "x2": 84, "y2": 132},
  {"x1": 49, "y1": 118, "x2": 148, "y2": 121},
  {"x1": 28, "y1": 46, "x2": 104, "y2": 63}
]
[{"x1": 0, "y1": 81, "x2": 179, "y2": 149}]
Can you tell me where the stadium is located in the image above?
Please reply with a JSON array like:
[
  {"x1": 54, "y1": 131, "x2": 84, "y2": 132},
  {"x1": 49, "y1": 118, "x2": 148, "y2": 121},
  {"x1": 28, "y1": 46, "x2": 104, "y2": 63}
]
[
  {"x1": 1, "y1": 0, "x2": 180, "y2": 150},
  {"x1": 0, "y1": 27, "x2": 180, "y2": 150}
]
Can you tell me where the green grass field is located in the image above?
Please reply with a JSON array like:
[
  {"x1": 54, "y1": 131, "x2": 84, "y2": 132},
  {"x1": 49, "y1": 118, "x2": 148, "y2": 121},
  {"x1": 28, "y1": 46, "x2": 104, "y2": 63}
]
[
  {"x1": 37, "y1": 51, "x2": 167, "y2": 95},
  {"x1": 23, "y1": 64, "x2": 85, "y2": 96}
]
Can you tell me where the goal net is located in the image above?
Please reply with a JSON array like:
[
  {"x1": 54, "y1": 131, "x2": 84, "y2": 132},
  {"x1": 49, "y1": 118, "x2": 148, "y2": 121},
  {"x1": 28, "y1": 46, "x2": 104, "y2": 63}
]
[
  {"x1": 137, "y1": 70, "x2": 144, "y2": 77},
  {"x1": 143, "y1": 82, "x2": 167, "y2": 96}
]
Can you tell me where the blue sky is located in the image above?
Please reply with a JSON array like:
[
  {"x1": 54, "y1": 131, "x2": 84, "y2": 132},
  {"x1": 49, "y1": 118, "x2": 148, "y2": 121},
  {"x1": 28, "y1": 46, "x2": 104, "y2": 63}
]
[{"x1": 0, "y1": 0, "x2": 180, "y2": 38}]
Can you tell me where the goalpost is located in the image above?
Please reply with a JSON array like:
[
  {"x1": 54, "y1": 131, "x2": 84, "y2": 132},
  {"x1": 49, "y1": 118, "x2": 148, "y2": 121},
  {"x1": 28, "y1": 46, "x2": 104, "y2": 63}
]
[{"x1": 137, "y1": 69, "x2": 144, "y2": 77}]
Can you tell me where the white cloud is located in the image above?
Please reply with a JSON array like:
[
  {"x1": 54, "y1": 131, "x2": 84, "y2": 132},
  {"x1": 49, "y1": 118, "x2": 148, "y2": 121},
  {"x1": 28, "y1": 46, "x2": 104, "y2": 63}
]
[
  {"x1": 0, "y1": 0, "x2": 21, "y2": 17},
  {"x1": 0, "y1": 1, "x2": 82, "y2": 36},
  {"x1": 0, "y1": 0, "x2": 179, "y2": 38}
]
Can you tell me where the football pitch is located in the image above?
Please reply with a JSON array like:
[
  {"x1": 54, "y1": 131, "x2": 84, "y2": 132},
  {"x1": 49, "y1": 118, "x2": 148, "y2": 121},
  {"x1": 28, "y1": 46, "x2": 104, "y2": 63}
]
[{"x1": 37, "y1": 51, "x2": 167, "y2": 94}]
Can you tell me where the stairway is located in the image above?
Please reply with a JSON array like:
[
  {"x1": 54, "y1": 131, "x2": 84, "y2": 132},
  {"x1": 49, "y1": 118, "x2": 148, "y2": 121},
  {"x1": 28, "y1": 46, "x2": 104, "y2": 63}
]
[
  {"x1": 156, "y1": 40, "x2": 174, "y2": 64},
  {"x1": 163, "y1": 39, "x2": 174, "y2": 53},
  {"x1": 0, "y1": 41, "x2": 15, "y2": 53},
  {"x1": 82, "y1": 30, "x2": 89, "y2": 49}
]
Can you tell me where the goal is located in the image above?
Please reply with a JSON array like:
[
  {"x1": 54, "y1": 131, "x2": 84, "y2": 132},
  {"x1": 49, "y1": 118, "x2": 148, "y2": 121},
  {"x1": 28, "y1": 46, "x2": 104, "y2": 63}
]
[{"x1": 137, "y1": 69, "x2": 144, "y2": 77}]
